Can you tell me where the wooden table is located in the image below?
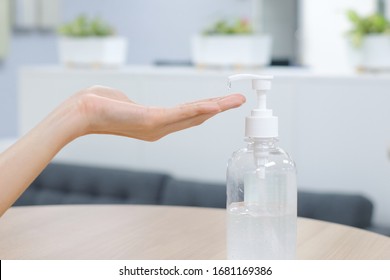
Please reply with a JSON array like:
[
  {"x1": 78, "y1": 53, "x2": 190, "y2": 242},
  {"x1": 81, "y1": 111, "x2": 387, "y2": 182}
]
[{"x1": 0, "y1": 205, "x2": 389, "y2": 260}]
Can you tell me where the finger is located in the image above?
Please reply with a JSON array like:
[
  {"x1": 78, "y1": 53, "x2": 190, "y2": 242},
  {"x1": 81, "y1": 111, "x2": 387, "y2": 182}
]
[
  {"x1": 160, "y1": 94, "x2": 245, "y2": 125},
  {"x1": 183, "y1": 93, "x2": 244, "y2": 106},
  {"x1": 159, "y1": 103, "x2": 219, "y2": 126},
  {"x1": 182, "y1": 96, "x2": 225, "y2": 106},
  {"x1": 182, "y1": 94, "x2": 246, "y2": 115},
  {"x1": 216, "y1": 94, "x2": 246, "y2": 112}
]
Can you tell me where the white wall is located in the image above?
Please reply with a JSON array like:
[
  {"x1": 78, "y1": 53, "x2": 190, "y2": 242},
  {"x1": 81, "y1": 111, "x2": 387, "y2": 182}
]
[
  {"x1": 262, "y1": 0, "x2": 297, "y2": 62},
  {"x1": 299, "y1": 0, "x2": 375, "y2": 71}
]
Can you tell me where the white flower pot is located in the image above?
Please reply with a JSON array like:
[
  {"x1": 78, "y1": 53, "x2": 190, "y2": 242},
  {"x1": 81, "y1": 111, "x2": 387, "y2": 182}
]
[
  {"x1": 58, "y1": 36, "x2": 128, "y2": 67},
  {"x1": 191, "y1": 34, "x2": 272, "y2": 67},
  {"x1": 349, "y1": 34, "x2": 390, "y2": 71}
]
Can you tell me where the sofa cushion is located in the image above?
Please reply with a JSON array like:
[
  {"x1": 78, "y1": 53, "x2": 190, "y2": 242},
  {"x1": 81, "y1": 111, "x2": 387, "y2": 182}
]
[
  {"x1": 161, "y1": 178, "x2": 226, "y2": 208},
  {"x1": 298, "y1": 191, "x2": 373, "y2": 229},
  {"x1": 14, "y1": 163, "x2": 170, "y2": 206}
]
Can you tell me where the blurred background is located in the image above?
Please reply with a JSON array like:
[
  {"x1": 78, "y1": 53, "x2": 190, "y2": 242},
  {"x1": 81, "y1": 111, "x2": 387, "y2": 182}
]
[
  {"x1": 1, "y1": 0, "x2": 294, "y2": 139},
  {"x1": 2, "y1": 0, "x2": 388, "y2": 136},
  {"x1": 1, "y1": 0, "x2": 390, "y2": 231}
]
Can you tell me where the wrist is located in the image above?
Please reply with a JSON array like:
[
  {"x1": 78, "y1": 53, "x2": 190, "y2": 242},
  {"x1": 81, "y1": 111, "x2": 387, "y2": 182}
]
[
  {"x1": 61, "y1": 96, "x2": 91, "y2": 142},
  {"x1": 40, "y1": 95, "x2": 90, "y2": 149}
]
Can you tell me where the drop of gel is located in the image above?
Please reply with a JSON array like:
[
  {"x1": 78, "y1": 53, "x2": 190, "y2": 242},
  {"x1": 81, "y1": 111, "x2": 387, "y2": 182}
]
[{"x1": 227, "y1": 80, "x2": 232, "y2": 89}]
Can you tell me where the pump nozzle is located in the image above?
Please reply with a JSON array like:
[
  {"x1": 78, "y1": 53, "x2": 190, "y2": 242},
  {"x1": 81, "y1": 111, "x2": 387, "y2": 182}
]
[
  {"x1": 228, "y1": 74, "x2": 273, "y2": 90},
  {"x1": 228, "y1": 74, "x2": 277, "y2": 138}
]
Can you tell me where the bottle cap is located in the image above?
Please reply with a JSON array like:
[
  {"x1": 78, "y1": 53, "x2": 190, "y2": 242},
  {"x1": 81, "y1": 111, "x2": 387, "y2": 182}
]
[{"x1": 228, "y1": 74, "x2": 277, "y2": 138}]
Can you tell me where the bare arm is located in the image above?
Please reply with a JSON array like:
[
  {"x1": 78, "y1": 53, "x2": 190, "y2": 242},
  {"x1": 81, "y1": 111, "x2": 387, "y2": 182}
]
[{"x1": 0, "y1": 86, "x2": 245, "y2": 216}]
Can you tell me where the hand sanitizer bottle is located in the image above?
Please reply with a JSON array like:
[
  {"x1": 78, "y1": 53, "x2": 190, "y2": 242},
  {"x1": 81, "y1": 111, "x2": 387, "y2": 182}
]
[{"x1": 226, "y1": 74, "x2": 297, "y2": 260}]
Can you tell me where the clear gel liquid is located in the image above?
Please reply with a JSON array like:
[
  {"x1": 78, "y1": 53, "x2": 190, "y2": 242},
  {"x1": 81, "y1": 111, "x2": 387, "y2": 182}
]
[{"x1": 227, "y1": 203, "x2": 296, "y2": 260}]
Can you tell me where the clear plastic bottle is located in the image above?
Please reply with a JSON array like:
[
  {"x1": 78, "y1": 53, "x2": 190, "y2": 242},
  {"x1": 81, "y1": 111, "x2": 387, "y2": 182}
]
[{"x1": 226, "y1": 74, "x2": 297, "y2": 260}]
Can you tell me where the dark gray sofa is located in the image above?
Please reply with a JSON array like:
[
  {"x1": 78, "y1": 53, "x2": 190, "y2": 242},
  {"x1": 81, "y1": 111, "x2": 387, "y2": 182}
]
[{"x1": 13, "y1": 162, "x2": 390, "y2": 236}]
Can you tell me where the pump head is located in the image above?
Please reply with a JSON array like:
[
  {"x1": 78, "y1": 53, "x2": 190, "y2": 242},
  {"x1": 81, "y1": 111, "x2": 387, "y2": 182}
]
[{"x1": 228, "y1": 74, "x2": 278, "y2": 138}]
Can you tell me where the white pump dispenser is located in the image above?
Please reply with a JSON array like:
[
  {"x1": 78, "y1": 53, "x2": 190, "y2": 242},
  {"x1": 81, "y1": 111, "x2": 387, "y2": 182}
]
[
  {"x1": 226, "y1": 73, "x2": 297, "y2": 260},
  {"x1": 228, "y1": 74, "x2": 277, "y2": 138}
]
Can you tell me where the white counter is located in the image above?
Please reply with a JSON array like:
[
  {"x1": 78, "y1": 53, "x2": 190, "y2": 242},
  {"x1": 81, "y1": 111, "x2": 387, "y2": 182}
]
[{"x1": 19, "y1": 65, "x2": 390, "y2": 226}]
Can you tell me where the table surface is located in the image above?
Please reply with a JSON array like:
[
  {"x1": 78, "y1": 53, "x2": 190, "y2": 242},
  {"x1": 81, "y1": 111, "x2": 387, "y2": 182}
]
[{"x1": 1, "y1": 205, "x2": 390, "y2": 260}]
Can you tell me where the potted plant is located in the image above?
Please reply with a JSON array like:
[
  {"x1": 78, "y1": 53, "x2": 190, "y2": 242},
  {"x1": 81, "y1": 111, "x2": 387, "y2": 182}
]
[
  {"x1": 346, "y1": 10, "x2": 390, "y2": 71},
  {"x1": 191, "y1": 18, "x2": 272, "y2": 68},
  {"x1": 58, "y1": 15, "x2": 127, "y2": 67}
]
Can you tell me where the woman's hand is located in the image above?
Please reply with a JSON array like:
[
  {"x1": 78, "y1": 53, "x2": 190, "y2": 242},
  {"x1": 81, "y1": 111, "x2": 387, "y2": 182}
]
[
  {"x1": 0, "y1": 85, "x2": 245, "y2": 216},
  {"x1": 74, "y1": 85, "x2": 246, "y2": 141}
]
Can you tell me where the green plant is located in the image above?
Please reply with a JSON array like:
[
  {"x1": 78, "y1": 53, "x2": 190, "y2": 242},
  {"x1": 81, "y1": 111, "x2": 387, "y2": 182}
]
[
  {"x1": 346, "y1": 10, "x2": 390, "y2": 47},
  {"x1": 58, "y1": 15, "x2": 115, "y2": 37},
  {"x1": 203, "y1": 18, "x2": 253, "y2": 35}
]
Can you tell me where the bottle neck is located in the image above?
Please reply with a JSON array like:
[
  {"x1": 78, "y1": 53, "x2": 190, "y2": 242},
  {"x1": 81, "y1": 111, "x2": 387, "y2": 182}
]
[
  {"x1": 246, "y1": 137, "x2": 279, "y2": 169},
  {"x1": 246, "y1": 137, "x2": 279, "y2": 151}
]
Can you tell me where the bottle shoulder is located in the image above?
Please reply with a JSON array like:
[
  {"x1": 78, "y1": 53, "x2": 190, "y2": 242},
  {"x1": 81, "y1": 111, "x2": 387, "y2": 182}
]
[
  {"x1": 229, "y1": 146, "x2": 296, "y2": 171},
  {"x1": 230, "y1": 146, "x2": 294, "y2": 160}
]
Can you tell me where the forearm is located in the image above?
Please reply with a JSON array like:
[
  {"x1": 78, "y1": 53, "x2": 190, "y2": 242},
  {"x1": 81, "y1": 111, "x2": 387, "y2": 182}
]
[{"x1": 0, "y1": 98, "x2": 86, "y2": 216}]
